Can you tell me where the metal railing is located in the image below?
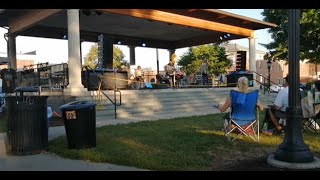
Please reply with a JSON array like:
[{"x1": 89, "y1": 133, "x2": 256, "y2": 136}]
[
  {"x1": 83, "y1": 66, "x2": 122, "y2": 119},
  {"x1": 251, "y1": 71, "x2": 280, "y2": 94}
]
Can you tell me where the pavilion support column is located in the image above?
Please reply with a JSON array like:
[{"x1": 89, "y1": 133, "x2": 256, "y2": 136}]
[
  {"x1": 80, "y1": 39, "x2": 84, "y2": 65},
  {"x1": 64, "y1": 9, "x2": 86, "y2": 96},
  {"x1": 7, "y1": 33, "x2": 17, "y2": 70},
  {"x1": 168, "y1": 49, "x2": 175, "y2": 60},
  {"x1": 248, "y1": 37, "x2": 257, "y2": 86},
  {"x1": 129, "y1": 45, "x2": 136, "y2": 65}
]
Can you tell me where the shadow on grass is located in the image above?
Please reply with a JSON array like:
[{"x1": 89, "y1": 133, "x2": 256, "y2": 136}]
[{"x1": 49, "y1": 114, "x2": 320, "y2": 171}]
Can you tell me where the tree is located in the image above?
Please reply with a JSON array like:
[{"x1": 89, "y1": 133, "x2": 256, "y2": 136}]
[
  {"x1": 113, "y1": 46, "x2": 126, "y2": 69},
  {"x1": 83, "y1": 44, "x2": 98, "y2": 69},
  {"x1": 261, "y1": 9, "x2": 320, "y2": 64},
  {"x1": 178, "y1": 44, "x2": 232, "y2": 76},
  {"x1": 83, "y1": 44, "x2": 127, "y2": 69}
]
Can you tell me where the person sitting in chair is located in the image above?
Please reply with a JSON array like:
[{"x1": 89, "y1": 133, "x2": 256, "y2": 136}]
[
  {"x1": 216, "y1": 76, "x2": 264, "y2": 113},
  {"x1": 217, "y1": 77, "x2": 263, "y2": 134},
  {"x1": 134, "y1": 65, "x2": 144, "y2": 89},
  {"x1": 176, "y1": 67, "x2": 186, "y2": 87},
  {"x1": 165, "y1": 54, "x2": 177, "y2": 88},
  {"x1": 264, "y1": 75, "x2": 289, "y2": 135}
]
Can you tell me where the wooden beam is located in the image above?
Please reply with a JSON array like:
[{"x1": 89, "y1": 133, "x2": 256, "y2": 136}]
[
  {"x1": 9, "y1": 9, "x2": 62, "y2": 33},
  {"x1": 187, "y1": 9, "x2": 198, "y2": 12},
  {"x1": 96, "y1": 9, "x2": 253, "y2": 37},
  {"x1": 217, "y1": 15, "x2": 227, "y2": 19},
  {"x1": 19, "y1": 25, "x2": 176, "y2": 49},
  {"x1": 173, "y1": 34, "x2": 244, "y2": 49}
]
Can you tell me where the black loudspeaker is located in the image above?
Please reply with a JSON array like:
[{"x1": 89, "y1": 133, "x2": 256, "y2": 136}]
[
  {"x1": 236, "y1": 51, "x2": 246, "y2": 71},
  {"x1": 97, "y1": 34, "x2": 114, "y2": 69}
]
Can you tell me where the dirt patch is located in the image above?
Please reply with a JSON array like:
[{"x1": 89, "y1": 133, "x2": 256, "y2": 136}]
[
  {"x1": 208, "y1": 147, "x2": 320, "y2": 171},
  {"x1": 223, "y1": 156, "x2": 320, "y2": 171}
]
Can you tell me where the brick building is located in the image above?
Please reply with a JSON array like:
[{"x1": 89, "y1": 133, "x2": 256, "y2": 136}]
[
  {"x1": 0, "y1": 50, "x2": 36, "y2": 70},
  {"x1": 223, "y1": 43, "x2": 320, "y2": 85},
  {"x1": 256, "y1": 60, "x2": 320, "y2": 84}
]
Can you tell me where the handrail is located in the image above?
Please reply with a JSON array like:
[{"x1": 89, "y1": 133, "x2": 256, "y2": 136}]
[
  {"x1": 251, "y1": 71, "x2": 279, "y2": 86},
  {"x1": 84, "y1": 66, "x2": 122, "y2": 119},
  {"x1": 250, "y1": 70, "x2": 280, "y2": 94}
]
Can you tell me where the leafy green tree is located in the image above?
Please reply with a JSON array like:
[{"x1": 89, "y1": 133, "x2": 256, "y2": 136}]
[
  {"x1": 261, "y1": 9, "x2": 320, "y2": 63},
  {"x1": 83, "y1": 44, "x2": 98, "y2": 69},
  {"x1": 113, "y1": 46, "x2": 126, "y2": 69},
  {"x1": 83, "y1": 44, "x2": 127, "y2": 69},
  {"x1": 178, "y1": 44, "x2": 232, "y2": 77}
]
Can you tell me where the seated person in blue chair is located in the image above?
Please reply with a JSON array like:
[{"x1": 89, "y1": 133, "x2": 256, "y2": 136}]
[{"x1": 216, "y1": 77, "x2": 264, "y2": 132}]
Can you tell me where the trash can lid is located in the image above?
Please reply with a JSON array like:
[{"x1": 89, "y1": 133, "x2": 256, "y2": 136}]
[
  {"x1": 14, "y1": 86, "x2": 39, "y2": 93},
  {"x1": 60, "y1": 101, "x2": 96, "y2": 110}
]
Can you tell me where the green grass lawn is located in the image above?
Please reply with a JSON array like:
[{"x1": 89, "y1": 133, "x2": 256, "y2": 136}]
[{"x1": 49, "y1": 113, "x2": 320, "y2": 171}]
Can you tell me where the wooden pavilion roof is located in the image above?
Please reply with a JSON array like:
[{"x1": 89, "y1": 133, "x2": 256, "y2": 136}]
[{"x1": 0, "y1": 9, "x2": 277, "y2": 49}]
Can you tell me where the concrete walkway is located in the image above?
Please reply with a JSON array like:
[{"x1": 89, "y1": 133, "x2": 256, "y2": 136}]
[{"x1": 0, "y1": 116, "x2": 155, "y2": 171}]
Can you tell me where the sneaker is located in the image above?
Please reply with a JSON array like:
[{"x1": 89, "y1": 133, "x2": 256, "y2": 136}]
[
  {"x1": 261, "y1": 129, "x2": 273, "y2": 136},
  {"x1": 273, "y1": 129, "x2": 285, "y2": 136}
]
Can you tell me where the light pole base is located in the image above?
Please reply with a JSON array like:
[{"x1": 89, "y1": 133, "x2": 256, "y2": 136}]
[{"x1": 267, "y1": 154, "x2": 320, "y2": 170}]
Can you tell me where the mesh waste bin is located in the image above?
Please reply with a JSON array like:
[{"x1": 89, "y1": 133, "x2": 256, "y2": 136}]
[
  {"x1": 60, "y1": 101, "x2": 96, "y2": 149},
  {"x1": 1, "y1": 68, "x2": 17, "y2": 93},
  {"x1": 5, "y1": 87, "x2": 48, "y2": 155}
]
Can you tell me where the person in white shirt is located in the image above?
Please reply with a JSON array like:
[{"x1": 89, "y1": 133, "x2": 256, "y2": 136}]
[
  {"x1": 165, "y1": 54, "x2": 177, "y2": 88},
  {"x1": 268, "y1": 75, "x2": 289, "y2": 133},
  {"x1": 134, "y1": 66, "x2": 144, "y2": 89}
]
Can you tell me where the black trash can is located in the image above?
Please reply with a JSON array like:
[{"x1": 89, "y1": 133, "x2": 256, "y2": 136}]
[
  {"x1": 60, "y1": 101, "x2": 96, "y2": 149},
  {"x1": 5, "y1": 87, "x2": 49, "y2": 155},
  {"x1": 1, "y1": 68, "x2": 17, "y2": 93}
]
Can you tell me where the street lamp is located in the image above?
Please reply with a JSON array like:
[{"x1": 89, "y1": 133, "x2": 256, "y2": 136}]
[{"x1": 267, "y1": 59, "x2": 272, "y2": 94}]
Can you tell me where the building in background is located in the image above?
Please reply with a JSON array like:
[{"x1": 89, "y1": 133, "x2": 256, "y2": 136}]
[
  {"x1": 222, "y1": 43, "x2": 266, "y2": 72},
  {"x1": 257, "y1": 60, "x2": 320, "y2": 84},
  {"x1": 0, "y1": 50, "x2": 37, "y2": 70},
  {"x1": 223, "y1": 43, "x2": 320, "y2": 85}
]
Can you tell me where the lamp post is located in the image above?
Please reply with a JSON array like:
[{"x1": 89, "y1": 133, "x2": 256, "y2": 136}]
[
  {"x1": 267, "y1": 59, "x2": 272, "y2": 94},
  {"x1": 272, "y1": 9, "x2": 314, "y2": 163}
]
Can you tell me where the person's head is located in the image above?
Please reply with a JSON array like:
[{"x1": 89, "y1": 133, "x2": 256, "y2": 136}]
[
  {"x1": 137, "y1": 66, "x2": 141, "y2": 70},
  {"x1": 170, "y1": 54, "x2": 177, "y2": 64},
  {"x1": 237, "y1": 76, "x2": 249, "y2": 93}
]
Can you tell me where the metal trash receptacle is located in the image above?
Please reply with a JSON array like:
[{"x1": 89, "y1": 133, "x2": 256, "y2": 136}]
[
  {"x1": 5, "y1": 87, "x2": 49, "y2": 155},
  {"x1": 60, "y1": 101, "x2": 96, "y2": 149},
  {"x1": 1, "y1": 68, "x2": 17, "y2": 93}
]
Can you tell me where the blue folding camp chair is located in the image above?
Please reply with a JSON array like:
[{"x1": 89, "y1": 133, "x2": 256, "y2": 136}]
[{"x1": 224, "y1": 90, "x2": 260, "y2": 142}]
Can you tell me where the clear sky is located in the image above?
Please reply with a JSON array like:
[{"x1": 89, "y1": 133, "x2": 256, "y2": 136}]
[{"x1": 0, "y1": 9, "x2": 272, "y2": 71}]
